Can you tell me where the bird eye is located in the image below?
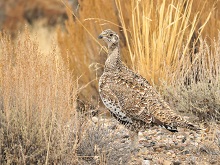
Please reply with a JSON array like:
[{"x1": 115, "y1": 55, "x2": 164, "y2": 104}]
[{"x1": 109, "y1": 33, "x2": 113, "y2": 36}]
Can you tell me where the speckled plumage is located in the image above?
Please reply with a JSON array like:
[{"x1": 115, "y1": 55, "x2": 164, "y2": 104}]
[{"x1": 98, "y1": 29, "x2": 199, "y2": 134}]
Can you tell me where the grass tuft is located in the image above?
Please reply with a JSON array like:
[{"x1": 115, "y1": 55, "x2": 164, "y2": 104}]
[
  {"x1": 0, "y1": 27, "x2": 134, "y2": 165},
  {"x1": 0, "y1": 28, "x2": 78, "y2": 164},
  {"x1": 162, "y1": 37, "x2": 220, "y2": 122}
]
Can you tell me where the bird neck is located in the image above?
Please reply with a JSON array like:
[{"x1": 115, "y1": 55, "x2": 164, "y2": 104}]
[
  {"x1": 105, "y1": 43, "x2": 122, "y2": 71},
  {"x1": 108, "y1": 42, "x2": 119, "y2": 54}
]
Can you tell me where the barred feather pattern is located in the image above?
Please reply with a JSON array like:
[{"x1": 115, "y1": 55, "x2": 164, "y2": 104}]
[{"x1": 98, "y1": 29, "x2": 199, "y2": 133}]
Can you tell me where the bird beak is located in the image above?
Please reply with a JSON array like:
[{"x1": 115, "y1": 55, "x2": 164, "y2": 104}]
[{"x1": 98, "y1": 34, "x2": 103, "y2": 39}]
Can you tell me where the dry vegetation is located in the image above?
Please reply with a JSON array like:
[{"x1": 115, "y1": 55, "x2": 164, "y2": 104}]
[
  {"x1": 0, "y1": 29, "x2": 134, "y2": 164},
  {"x1": 0, "y1": 29, "x2": 78, "y2": 164},
  {"x1": 0, "y1": 0, "x2": 219, "y2": 164},
  {"x1": 163, "y1": 37, "x2": 220, "y2": 122}
]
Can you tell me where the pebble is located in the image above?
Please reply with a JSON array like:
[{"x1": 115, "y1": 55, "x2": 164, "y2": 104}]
[
  {"x1": 182, "y1": 136, "x2": 187, "y2": 143},
  {"x1": 143, "y1": 141, "x2": 156, "y2": 148},
  {"x1": 154, "y1": 147, "x2": 163, "y2": 152},
  {"x1": 122, "y1": 135, "x2": 129, "y2": 139},
  {"x1": 173, "y1": 161, "x2": 181, "y2": 165},
  {"x1": 142, "y1": 159, "x2": 151, "y2": 165},
  {"x1": 177, "y1": 135, "x2": 184, "y2": 139},
  {"x1": 166, "y1": 152, "x2": 172, "y2": 155},
  {"x1": 145, "y1": 136, "x2": 152, "y2": 140},
  {"x1": 178, "y1": 146, "x2": 185, "y2": 151},
  {"x1": 172, "y1": 153, "x2": 176, "y2": 158},
  {"x1": 157, "y1": 132, "x2": 165, "y2": 136},
  {"x1": 163, "y1": 160, "x2": 172, "y2": 165},
  {"x1": 91, "y1": 116, "x2": 99, "y2": 123},
  {"x1": 181, "y1": 150, "x2": 190, "y2": 155},
  {"x1": 158, "y1": 144, "x2": 166, "y2": 148},
  {"x1": 156, "y1": 136, "x2": 162, "y2": 141},
  {"x1": 121, "y1": 139, "x2": 126, "y2": 143},
  {"x1": 194, "y1": 142, "x2": 199, "y2": 146}
]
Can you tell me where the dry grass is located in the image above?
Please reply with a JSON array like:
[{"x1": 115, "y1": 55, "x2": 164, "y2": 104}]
[
  {"x1": 0, "y1": 28, "x2": 135, "y2": 164},
  {"x1": 162, "y1": 37, "x2": 220, "y2": 122},
  {"x1": 0, "y1": 28, "x2": 78, "y2": 164},
  {"x1": 116, "y1": 0, "x2": 213, "y2": 86}
]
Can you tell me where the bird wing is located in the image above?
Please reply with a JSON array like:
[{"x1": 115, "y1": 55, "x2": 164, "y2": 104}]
[
  {"x1": 108, "y1": 66, "x2": 184, "y2": 127},
  {"x1": 99, "y1": 85, "x2": 133, "y2": 124}
]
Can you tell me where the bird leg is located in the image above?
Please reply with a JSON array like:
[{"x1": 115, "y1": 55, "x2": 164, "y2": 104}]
[
  {"x1": 172, "y1": 132, "x2": 178, "y2": 145},
  {"x1": 129, "y1": 131, "x2": 139, "y2": 147}
]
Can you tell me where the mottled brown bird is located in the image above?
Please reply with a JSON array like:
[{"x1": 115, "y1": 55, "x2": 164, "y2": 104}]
[{"x1": 98, "y1": 29, "x2": 199, "y2": 144}]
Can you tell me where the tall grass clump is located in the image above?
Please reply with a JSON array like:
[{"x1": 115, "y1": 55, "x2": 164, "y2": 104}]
[
  {"x1": 163, "y1": 37, "x2": 220, "y2": 122},
  {"x1": 116, "y1": 0, "x2": 212, "y2": 85},
  {"x1": 0, "y1": 29, "x2": 80, "y2": 164},
  {"x1": 0, "y1": 29, "x2": 134, "y2": 164}
]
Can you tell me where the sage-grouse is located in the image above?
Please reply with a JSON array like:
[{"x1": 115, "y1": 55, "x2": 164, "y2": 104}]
[{"x1": 98, "y1": 29, "x2": 199, "y2": 140}]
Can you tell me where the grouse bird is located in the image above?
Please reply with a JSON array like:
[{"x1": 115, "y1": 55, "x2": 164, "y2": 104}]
[{"x1": 98, "y1": 29, "x2": 199, "y2": 144}]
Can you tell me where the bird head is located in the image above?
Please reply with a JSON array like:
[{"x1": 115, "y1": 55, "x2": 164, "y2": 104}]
[{"x1": 98, "y1": 29, "x2": 119, "y2": 48}]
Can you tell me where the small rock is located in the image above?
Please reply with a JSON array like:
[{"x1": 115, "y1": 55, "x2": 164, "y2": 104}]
[
  {"x1": 139, "y1": 140, "x2": 148, "y2": 145},
  {"x1": 142, "y1": 159, "x2": 151, "y2": 165},
  {"x1": 173, "y1": 141, "x2": 178, "y2": 145},
  {"x1": 173, "y1": 161, "x2": 181, "y2": 165},
  {"x1": 178, "y1": 146, "x2": 185, "y2": 151},
  {"x1": 158, "y1": 144, "x2": 166, "y2": 148},
  {"x1": 143, "y1": 141, "x2": 156, "y2": 148},
  {"x1": 154, "y1": 147, "x2": 163, "y2": 152},
  {"x1": 165, "y1": 145, "x2": 172, "y2": 150},
  {"x1": 122, "y1": 135, "x2": 129, "y2": 139},
  {"x1": 143, "y1": 154, "x2": 153, "y2": 160},
  {"x1": 193, "y1": 142, "x2": 198, "y2": 146},
  {"x1": 177, "y1": 135, "x2": 184, "y2": 139},
  {"x1": 108, "y1": 124, "x2": 117, "y2": 130},
  {"x1": 166, "y1": 152, "x2": 172, "y2": 155},
  {"x1": 163, "y1": 160, "x2": 172, "y2": 165},
  {"x1": 121, "y1": 139, "x2": 126, "y2": 143},
  {"x1": 145, "y1": 136, "x2": 152, "y2": 140},
  {"x1": 189, "y1": 134, "x2": 194, "y2": 140},
  {"x1": 150, "y1": 141, "x2": 156, "y2": 146},
  {"x1": 209, "y1": 159, "x2": 217, "y2": 164},
  {"x1": 156, "y1": 136, "x2": 162, "y2": 141},
  {"x1": 199, "y1": 146, "x2": 209, "y2": 154},
  {"x1": 157, "y1": 132, "x2": 164, "y2": 136},
  {"x1": 181, "y1": 150, "x2": 190, "y2": 155},
  {"x1": 91, "y1": 117, "x2": 98, "y2": 123},
  {"x1": 181, "y1": 136, "x2": 187, "y2": 143}
]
